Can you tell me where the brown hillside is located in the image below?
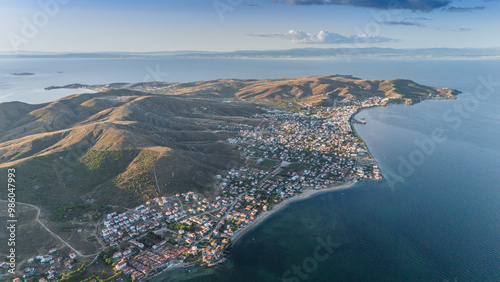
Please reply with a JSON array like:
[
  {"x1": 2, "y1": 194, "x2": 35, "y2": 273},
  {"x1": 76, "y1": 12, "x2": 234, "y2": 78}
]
[
  {"x1": 51, "y1": 74, "x2": 459, "y2": 106},
  {"x1": 0, "y1": 89, "x2": 264, "y2": 209},
  {"x1": 0, "y1": 75, "x2": 458, "y2": 210}
]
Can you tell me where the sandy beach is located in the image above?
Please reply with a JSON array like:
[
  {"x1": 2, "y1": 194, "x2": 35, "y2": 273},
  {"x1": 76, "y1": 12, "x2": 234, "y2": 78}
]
[
  {"x1": 230, "y1": 182, "x2": 356, "y2": 244},
  {"x1": 146, "y1": 182, "x2": 357, "y2": 281}
]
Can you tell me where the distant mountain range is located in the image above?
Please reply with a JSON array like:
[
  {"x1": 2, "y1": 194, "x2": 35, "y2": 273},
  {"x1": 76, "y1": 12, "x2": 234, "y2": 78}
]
[{"x1": 1, "y1": 47, "x2": 499, "y2": 59}]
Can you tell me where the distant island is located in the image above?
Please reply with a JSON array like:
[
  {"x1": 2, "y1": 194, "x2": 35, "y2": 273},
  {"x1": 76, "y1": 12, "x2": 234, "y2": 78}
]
[
  {"x1": 45, "y1": 83, "x2": 87, "y2": 90},
  {"x1": 10, "y1": 72, "x2": 35, "y2": 76},
  {"x1": 1, "y1": 47, "x2": 500, "y2": 59},
  {"x1": 0, "y1": 75, "x2": 460, "y2": 281}
]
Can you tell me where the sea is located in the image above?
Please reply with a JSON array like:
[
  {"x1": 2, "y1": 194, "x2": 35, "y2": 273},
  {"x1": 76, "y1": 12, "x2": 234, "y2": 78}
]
[{"x1": 1, "y1": 57, "x2": 499, "y2": 281}]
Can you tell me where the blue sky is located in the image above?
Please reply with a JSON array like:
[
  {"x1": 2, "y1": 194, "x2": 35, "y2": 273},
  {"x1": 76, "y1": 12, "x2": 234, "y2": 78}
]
[{"x1": 0, "y1": 0, "x2": 498, "y2": 52}]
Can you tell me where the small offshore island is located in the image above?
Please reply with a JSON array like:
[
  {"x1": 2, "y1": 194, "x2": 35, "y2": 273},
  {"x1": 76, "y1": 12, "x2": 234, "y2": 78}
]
[
  {"x1": 10, "y1": 72, "x2": 36, "y2": 76},
  {"x1": 0, "y1": 75, "x2": 459, "y2": 281}
]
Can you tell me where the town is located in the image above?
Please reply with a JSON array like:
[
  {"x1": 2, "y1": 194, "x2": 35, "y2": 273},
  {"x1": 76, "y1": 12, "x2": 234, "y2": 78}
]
[
  {"x1": 13, "y1": 97, "x2": 384, "y2": 281},
  {"x1": 95, "y1": 98, "x2": 384, "y2": 280}
]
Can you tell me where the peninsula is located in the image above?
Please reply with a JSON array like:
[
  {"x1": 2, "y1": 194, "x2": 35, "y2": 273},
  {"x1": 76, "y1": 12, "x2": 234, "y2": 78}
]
[{"x1": 0, "y1": 75, "x2": 459, "y2": 281}]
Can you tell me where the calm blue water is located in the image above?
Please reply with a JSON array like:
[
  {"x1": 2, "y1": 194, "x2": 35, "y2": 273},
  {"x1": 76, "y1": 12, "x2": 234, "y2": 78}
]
[{"x1": 1, "y1": 58, "x2": 499, "y2": 281}]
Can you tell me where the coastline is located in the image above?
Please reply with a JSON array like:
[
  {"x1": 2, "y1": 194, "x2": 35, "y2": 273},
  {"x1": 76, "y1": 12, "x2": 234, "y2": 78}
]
[
  {"x1": 350, "y1": 106, "x2": 384, "y2": 178},
  {"x1": 230, "y1": 182, "x2": 356, "y2": 244},
  {"x1": 148, "y1": 182, "x2": 357, "y2": 281},
  {"x1": 147, "y1": 100, "x2": 440, "y2": 281},
  {"x1": 145, "y1": 99, "x2": 438, "y2": 281},
  {"x1": 230, "y1": 104, "x2": 386, "y2": 245},
  {"x1": 147, "y1": 261, "x2": 195, "y2": 282},
  {"x1": 149, "y1": 104, "x2": 388, "y2": 281}
]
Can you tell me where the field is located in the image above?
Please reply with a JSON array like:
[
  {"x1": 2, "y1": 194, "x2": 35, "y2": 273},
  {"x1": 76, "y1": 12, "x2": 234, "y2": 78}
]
[{"x1": 257, "y1": 159, "x2": 280, "y2": 169}]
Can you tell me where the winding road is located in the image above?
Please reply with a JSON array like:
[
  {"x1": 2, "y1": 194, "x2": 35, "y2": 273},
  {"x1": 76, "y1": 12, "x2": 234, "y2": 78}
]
[{"x1": 0, "y1": 200, "x2": 99, "y2": 258}]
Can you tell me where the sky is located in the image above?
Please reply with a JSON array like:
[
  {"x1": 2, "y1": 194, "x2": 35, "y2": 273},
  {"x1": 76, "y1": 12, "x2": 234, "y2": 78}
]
[{"x1": 0, "y1": 0, "x2": 499, "y2": 52}]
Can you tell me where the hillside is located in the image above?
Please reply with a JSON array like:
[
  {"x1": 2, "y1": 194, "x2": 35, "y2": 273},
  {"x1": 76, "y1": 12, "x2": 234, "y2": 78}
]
[
  {"x1": 50, "y1": 74, "x2": 459, "y2": 106},
  {"x1": 1, "y1": 75, "x2": 459, "y2": 212},
  {"x1": 0, "y1": 90, "x2": 265, "y2": 211}
]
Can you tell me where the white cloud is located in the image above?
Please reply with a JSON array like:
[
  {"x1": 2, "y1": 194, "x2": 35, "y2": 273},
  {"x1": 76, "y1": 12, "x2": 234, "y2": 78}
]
[{"x1": 251, "y1": 29, "x2": 393, "y2": 44}]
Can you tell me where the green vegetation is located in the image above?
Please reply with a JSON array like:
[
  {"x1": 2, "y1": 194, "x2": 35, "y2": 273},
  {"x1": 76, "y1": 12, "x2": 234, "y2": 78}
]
[
  {"x1": 138, "y1": 231, "x2": 164, "y2": 248},
  {"x1": 80, "y1": 149, "x2": 134, "y2": 172},
  {"x1": 99, "y1": 246, "x2": 120, "y2": 265},
  {"x1": 58, "y1": 264, "x2": 89, "y2": 281},
  {"x1": 2, "y1": 147, "x2": 161, "y2": 215},
  {"x1": 379, "y1": 79, "x2": 436, "y2": 100},
  {"x1": 9, "y1": 149, "x2": 139, "y2": 206},
  {"x1": 75, "y1": 149, "x2": 140, "y2": 191},
  {"x1": 51, "y1": 203, "x2": 91, "y2": 221},
  {"x1": 281, "y1": 163, "x2": 310, "y2": 174},
  {"x1": 58, "y1": 260, "x2": 123, "y2": 282},
  {"x1": 114, "y1": 150, "x2": 159, "y2": 202},
  {"x1": 169, "y1": 221, "x2": 195, "y2": 231},
  {"x1": 79, "y1": 272, "x2": 124, "y2": 282},
  {"x1": 183, "y1": 253, "x2": 201, "y2": 263},
  {"x1": 378, "y1": 81, "x2": 393, "y2": 92},
  {"x1": 257, "y1": 159, "x2": 279, "y2": 169},
  {"x1": 12, "y1": 149, "x2": 138, "y2": 202},
  {"x1": 244, "y1": 98, "x2": 309, "y2": 113},
  {"x1": 97, "y1": 204, "x2": 112, "y2": 213}
]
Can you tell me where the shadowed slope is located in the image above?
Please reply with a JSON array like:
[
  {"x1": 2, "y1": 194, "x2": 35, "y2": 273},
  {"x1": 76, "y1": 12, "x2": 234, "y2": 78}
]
[{"x1": 0, "y1": 89, "x2": 263, "y2": 209}]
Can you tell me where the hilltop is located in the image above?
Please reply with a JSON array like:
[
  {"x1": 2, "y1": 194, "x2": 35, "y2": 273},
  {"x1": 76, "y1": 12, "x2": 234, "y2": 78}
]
[
  {"x1": 47, "y1": 74, "x2": 459, "y2": 106},
  {"x1": 0, "y1": 90, "x2": 267, "y2": 211}
]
